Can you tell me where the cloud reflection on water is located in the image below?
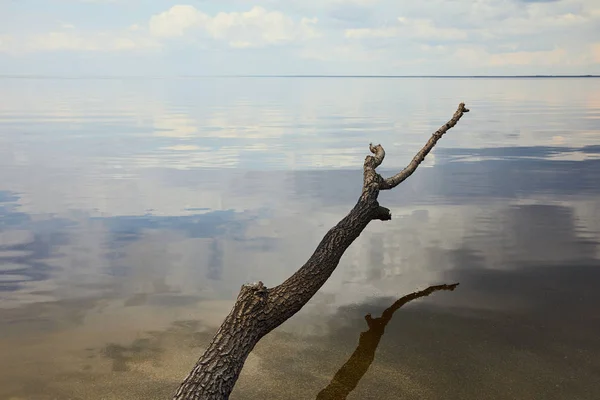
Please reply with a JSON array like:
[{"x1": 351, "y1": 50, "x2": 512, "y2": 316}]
[{"x1": 0, "y1": 77, "x2": 599, "y2": 399}]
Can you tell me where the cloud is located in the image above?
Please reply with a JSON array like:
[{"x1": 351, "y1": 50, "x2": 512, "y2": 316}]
[
  {"x1": 480, "y1": 10, "x2": 591, "y2": 39},
  {"x1": 1, "y1": 5, "x2": 319, "y2": 55},
  {"x1": 345, "y1": 17, "x2": 468, "y2": 41},
  {"x1": 328, "y1": 4, "x2": 373, "y2": 24},
  {"x1": 0, "y1": 25, "x2": 161, "y2": 54},
  {"x1": 332, "y1": 0, "x2": 600, "y2": 73},
  {"x1": 488, "y1": 48, "x2": 567, "y2": 66},
  {"x1": 26, "y1": 31, "x2": 160, "y2": 52},
  {"x1": 0, "y1": 0, "x2": 599, "y2": 74},
  {"x1": 148, "y1": 5, "x2": 319, "y2": 48},
  {"x1": 0, "y1": 35, "x2": 14, "y2": 51},
  {"x1": 593, "y1": 43, "x2": 600, "y2": 63},
  {"x1": 454, "y1": 46, "x2": 570, "y2": 67},
  {"x1": 148, "y1": 5, "x2": 209, "y2": 38}
]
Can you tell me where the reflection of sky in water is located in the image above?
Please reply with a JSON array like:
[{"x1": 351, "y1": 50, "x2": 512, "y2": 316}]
[{"x1": 0, "y1": 77, "x2": 599, "y2": 399}]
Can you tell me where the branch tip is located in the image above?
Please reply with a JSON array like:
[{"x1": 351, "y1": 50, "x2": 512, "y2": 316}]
[
  {"x1": 380, "y1": 102, "x2": 468, "y2": 190},
  {"x1": 240, "y1": 281, "x2": 268, "y2": 297}
]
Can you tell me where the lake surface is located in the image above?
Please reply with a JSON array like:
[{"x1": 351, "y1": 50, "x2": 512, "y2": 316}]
[{"x1": 0, "y1": 77, "x2": 599, "y2": 399}]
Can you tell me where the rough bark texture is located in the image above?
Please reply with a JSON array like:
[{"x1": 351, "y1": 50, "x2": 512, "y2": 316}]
[
  {"x1": 316, "y1": 283, "x2": 459, "y2": 400},
  {"x1": 173, "y1": 103, "x2": 469, "y2": 400}
]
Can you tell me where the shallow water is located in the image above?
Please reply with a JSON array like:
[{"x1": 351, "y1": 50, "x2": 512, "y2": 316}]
[{"x1": 1, "y1": 77, "x2": 599, "y2": 399}]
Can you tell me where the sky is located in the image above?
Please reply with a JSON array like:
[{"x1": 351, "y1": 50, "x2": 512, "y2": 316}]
[{"x1": 0, "y1": 0, "x2": 599, "y2": 76}]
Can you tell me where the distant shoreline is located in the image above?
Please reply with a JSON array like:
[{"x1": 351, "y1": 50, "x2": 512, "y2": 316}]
[
  {"x1": 0, "y1": 74, "x2": 598, "y2": 79},
  {"x1": 236, "y1": 75, "x2": 600, "y2": 78}
]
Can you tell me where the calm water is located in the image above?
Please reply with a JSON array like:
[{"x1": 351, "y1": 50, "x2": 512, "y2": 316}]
[{"x1": 0, "y1": 77, "x2": 599, "y2": 399}]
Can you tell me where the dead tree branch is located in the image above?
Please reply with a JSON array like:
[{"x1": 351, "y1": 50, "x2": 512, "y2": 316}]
[
  {"x1": 173, "y1": 103, "x2": 469, "y2": 400},
  {"x1": 381, "y1": 103, "x2": 469, "y2": 189},
  {"x1": 316, "y1": 283, "x2": 459, "y2": 400}
]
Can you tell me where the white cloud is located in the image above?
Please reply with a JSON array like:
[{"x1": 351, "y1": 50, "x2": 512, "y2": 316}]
[
  {"x1": 0, "y1": 5, "x2": 321, "y2": 55},
  {"x1": 334, "y1": 0, "x2": 600, "y2": 73},
  {"x1": 0, "y1": 26, "x2": 160, "y2": 54},
  {"x1": 345, "y1": 17, "x2": 467, "y2": 41},
  {"x1": 148, "y1": 5, "x2": 209, "y2": 38},
  {"x1": 0, "y1": 0, "x2": 599, "y2": 74},
  {"x1": 27, "y1": 31, "x2": 160, "y2": 52},
  {"x1": 453, "y1": 46, "x2": 576, "y2": 68},
  {"x1": 593, "y1": 43, "x2": 600, "y2": 63},
  {"x1": 148, "y1": 5, "x2": 319, "y2": 48},
  {"x1": 345, "y1": 27, "x2": 395, "y2": 39},
  {"x1": 0, "y1": 35, "x2": 14, "y2": 51},
  {"x1": 400, "y1": 18, "x2": 468, "y2": 40},
  {"x1": 479, "y1": 10, "x2": 593, "y2": 39}
]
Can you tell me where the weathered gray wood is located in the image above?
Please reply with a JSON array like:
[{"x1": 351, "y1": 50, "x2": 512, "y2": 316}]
[{"x1": 173, "y1": 103, "x2": 470, "y2": 400}]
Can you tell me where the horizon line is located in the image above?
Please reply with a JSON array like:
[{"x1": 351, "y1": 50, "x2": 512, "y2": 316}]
[{"x1": 0, "y1": 74, "x2": 599, "y2": 79}]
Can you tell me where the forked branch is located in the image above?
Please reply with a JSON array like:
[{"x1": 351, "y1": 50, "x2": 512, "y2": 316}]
[{"x1": 173, "y1": 103, "x2": 469, "y2": 400}]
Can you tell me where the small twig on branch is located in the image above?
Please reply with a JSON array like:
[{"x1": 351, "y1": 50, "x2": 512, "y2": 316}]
[
  {"x1": 316, "y1": 283, "x2": 459, "y2": 400},
  {"x1": 381, "y1": 102, "x2": 469, "y2": 190},
  {"x1": 173, "y1": 103, "x2": 469, "y2": 400}
]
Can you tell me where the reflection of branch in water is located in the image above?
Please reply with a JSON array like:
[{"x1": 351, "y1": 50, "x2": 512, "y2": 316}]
[{"x1": 316, "y1": 283, "x2": 459, "y2": 400}]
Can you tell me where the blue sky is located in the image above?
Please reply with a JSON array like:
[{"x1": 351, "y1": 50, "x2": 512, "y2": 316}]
[{"x1": 1, "y1": 0, "x2": 599, "y2": 76}]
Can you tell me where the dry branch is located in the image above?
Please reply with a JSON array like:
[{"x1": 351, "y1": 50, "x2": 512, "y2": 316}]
[
  {"x1": 316, "y1": 283, "x2": 459, "y2": 400},
  {"x1": 173, "y1": 103, "x2": 469, "y2": 400}
]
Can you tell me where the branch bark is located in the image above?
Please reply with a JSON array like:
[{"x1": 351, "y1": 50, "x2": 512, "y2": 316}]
[
  {"x1": 381, "y1": 103, "x2": 469, "y2": 190},
  {"x1": 316, "y1": 283, "x2": 459, "y2": 400},
  {"x1": 173, "y1": 103, "x2": 469, "y2": 400}
]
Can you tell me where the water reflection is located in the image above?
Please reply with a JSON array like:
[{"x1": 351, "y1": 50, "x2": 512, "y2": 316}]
[
  {"x1": 1, "y1": 78, "x2": 599, "y2": 177},
  {"x1": 0, "y1": 190, "x2": 70, "y2": 296},
  {"x1": 316, "y1": 283, "x2": 459, "y2": 400},
  {"x1": 0, "y1": 77, "x2": 599, "y2": 399}
]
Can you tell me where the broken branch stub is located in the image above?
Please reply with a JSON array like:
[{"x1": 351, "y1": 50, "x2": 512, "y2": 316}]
[{"x1": 173, "y1": 103, "x2": 469, "y2": 400}]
